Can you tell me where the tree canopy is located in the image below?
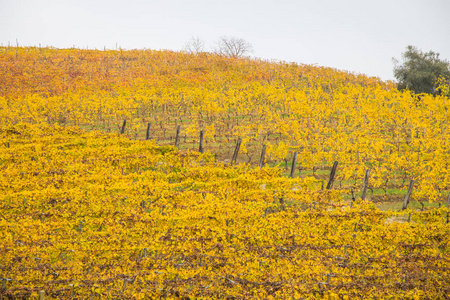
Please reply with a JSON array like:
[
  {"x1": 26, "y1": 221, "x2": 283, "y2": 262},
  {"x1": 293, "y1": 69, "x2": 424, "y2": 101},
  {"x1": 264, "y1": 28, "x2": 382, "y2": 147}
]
[{"x1": 393, "y1": 46, "x2": 450, "y2": 95}]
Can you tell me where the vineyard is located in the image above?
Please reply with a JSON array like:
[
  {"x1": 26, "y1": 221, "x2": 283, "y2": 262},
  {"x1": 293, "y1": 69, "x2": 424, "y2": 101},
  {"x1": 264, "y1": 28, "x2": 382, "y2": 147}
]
[{"x1": 0, "y1": 47, "x2": 449, "y2": 298}]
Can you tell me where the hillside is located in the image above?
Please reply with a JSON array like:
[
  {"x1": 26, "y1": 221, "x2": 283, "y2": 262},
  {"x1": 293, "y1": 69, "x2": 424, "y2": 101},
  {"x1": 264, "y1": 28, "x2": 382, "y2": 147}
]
[
  {"x1": 0, "y1": 47, "x2": 449, "y2": 298},
  {"x1": 2, "y1": 47, "x2": 450, "y2": 204},
  {"x1": 1, "y1": 123, "x2": 449, "y2": 298}
]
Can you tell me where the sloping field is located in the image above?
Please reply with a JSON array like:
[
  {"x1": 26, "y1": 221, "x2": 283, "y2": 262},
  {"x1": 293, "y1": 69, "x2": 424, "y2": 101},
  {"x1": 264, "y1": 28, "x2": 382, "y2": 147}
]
[
  {"x1": 2, "y1": 47, "x2": 450, "y2": 204},
  {"x1": 0, "y1": 124, "x2": 448, "y2": 299},
  {"x1": 0, "y1": 47, "x2": 449, "y2": 298}
]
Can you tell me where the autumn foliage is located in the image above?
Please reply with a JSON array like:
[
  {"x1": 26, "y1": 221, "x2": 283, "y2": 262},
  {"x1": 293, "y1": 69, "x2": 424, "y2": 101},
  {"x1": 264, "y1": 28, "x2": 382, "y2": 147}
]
[{"x1": 0, "y1": 47, "x2": 449, "y2": 298}]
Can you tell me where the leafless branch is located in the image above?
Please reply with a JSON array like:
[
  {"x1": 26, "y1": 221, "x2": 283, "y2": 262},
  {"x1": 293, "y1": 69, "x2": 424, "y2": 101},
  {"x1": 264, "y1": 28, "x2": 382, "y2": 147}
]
[
  {"x1": 183, "y1": 36, "x2": 205, "y2": 54},
  {"x1": 214, "y1": 36, "x2": 253, "y2": 58}
]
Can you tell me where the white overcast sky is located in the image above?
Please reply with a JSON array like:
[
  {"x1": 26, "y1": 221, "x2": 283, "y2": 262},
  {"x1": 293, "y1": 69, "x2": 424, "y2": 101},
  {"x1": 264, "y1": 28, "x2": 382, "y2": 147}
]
[{"x1": 1, "y1": 0, "x2": 449, "y2": 81}]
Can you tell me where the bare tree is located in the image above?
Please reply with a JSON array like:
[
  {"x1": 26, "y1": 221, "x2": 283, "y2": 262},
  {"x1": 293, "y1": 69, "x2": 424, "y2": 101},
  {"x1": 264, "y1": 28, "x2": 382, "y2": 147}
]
[
  {"x1": 183, "y1": 36, "x2": 205, "y2": 54},
  {"x1": 214, "y1": 36, "x2": 254, "y2": 58}
]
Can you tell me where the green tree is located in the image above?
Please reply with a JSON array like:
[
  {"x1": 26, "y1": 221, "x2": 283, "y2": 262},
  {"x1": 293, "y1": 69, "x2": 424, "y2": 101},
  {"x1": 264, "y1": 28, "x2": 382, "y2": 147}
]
[{"x1": 393, "y1": 46, "x2": 450, "y2": 95}]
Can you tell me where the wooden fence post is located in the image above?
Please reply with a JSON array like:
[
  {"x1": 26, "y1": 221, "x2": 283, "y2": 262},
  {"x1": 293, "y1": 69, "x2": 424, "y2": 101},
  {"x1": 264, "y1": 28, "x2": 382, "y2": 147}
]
[
  {"x1": 326, "y1": 161, "x2": 339, "y2": 189},
  {"x1": 146, "y1": 123, "x2": 151, "y2": 140},
  {"x1": 39, "y1": 290, "x2": 45, "y2": 300},
  {"x1": 231, "y1": 137, "x2": 242, "y2": 166},
  {"x1": 290, "y1": 152, "x2": 298, "y2": 178},
  {"x1": 175, "y1": 125, "x2": 181, "y2": 148},
  {"x1": 259, "y1": 145, "x2": 266, "y2": 169},
  {"x1": 120, "y1": 120, "x2": 127, "y2": 134},
  {"x1": 199, "y1": 130, "x2": 204, "y2": 153},
  {"x1": 402, "y1": 180, "x2": 415, "y2": 210},
  {"x1": 361, "y1": 169, "x2": 370, "y2": 200}
]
